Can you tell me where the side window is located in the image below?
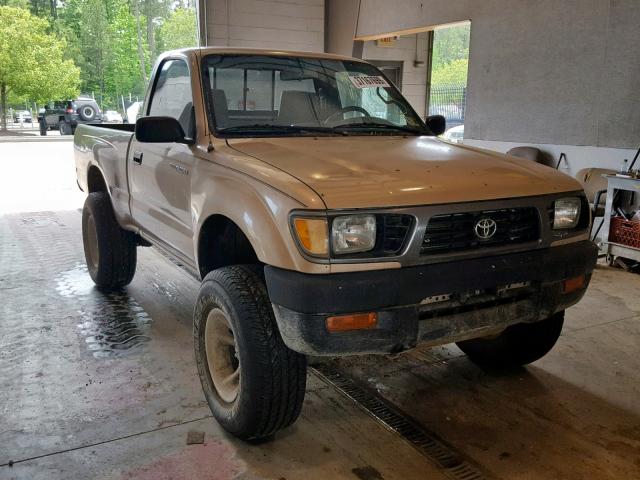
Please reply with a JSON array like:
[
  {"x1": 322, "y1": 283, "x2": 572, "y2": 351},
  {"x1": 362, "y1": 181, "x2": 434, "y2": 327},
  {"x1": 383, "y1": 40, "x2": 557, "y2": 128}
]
[{"x1": 148, "y1": 59, "x2": 194, "y2": 137}]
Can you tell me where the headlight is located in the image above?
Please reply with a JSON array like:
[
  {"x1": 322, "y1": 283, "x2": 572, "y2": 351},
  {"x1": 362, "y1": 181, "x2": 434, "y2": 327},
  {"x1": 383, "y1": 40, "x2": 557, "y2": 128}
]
[
  {"x1": 553, "y1": 197, "x2": 581, "y2": 229},
  {"x1": 332, "y1": 215, "x2": 376, "y2": 254},
  {"x1": 292, "y1": 217, "x2": 328, "y2": 256}
]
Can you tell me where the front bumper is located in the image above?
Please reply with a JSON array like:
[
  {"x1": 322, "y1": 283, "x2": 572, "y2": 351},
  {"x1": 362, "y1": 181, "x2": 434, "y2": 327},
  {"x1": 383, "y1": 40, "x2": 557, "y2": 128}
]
[{"x1": 265, "y1": 241, "x2": 598, "y2": 356}]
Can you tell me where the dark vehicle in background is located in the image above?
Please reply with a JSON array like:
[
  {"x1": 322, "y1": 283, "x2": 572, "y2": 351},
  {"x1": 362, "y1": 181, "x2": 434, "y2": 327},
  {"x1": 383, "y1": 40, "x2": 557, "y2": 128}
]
[{"x1": 39, "y1": 97, "x2": 102, "y2": 136}]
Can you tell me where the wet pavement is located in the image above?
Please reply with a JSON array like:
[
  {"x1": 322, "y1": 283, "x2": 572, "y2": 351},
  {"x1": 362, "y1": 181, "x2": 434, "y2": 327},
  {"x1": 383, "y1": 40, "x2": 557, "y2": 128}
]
[
  {"x1": 0, "y1": 207, "x2": 448, "y2": 480},
  {"x1": 1, "y1": 141, "x2": 639, "y2": 479}
]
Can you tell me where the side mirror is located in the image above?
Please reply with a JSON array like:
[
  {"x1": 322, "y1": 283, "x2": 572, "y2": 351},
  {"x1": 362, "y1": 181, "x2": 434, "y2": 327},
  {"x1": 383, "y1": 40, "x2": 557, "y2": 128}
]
[
  {"x1": 426, "y1": 115, "x2": 446, "y2": 136},
  {"x1": 135, "y1": 116, "x2": 190, "y2": 144}
]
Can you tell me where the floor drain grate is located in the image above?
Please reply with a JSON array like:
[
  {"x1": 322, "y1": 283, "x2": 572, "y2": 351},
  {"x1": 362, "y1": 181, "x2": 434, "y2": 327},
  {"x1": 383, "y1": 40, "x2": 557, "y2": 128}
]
[{"x1": 311, "y1": 364, "x2": 489, "y2": 480}]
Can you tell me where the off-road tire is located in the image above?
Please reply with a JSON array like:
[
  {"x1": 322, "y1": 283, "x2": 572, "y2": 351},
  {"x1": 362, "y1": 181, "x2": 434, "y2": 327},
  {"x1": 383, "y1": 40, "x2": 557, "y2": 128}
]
[
  {"x1": 39, "y1": 120, "x2": 47, "y2": 136},
  {"x1": 82, "y1": 192, "x2": 137, "y2": 289},
  {"x1": 79, "y1": 105, "x2": 97, "y2": 122},
  {"x1": 456, "y1": 311, "x2": 564, "y2": 368},
  {"x1": 194, "y1": 265, "x2": 307, "y2": 441},
  {"x1": 59, "y1": 123, "x2": 73, "y2": 135}
]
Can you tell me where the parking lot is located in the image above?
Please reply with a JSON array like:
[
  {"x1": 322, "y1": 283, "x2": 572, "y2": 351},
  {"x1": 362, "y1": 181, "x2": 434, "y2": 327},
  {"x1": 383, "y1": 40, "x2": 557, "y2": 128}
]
[
  {"x1": 0, "y1": 122, "x2": 62, "y2": 138},
  {"x1": 1, "y1": 140, "x2": 638, "y2": 479}
]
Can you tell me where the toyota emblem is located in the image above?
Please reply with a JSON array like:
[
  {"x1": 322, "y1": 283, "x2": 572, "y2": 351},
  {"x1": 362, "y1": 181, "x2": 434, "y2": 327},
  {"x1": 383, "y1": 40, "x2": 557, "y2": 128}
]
[{"x1": 474, "y1": 218, "x2": 497, "y2": 240}]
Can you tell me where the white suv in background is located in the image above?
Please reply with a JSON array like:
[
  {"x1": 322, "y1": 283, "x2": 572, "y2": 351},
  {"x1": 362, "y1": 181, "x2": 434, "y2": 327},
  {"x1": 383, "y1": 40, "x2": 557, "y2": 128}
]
[
  {"x1": 103, "y1": 110, "x2": 123, "y2": 123},
  {"x1": 444, "y1": 124, "x2": 464, "y2": 143}
]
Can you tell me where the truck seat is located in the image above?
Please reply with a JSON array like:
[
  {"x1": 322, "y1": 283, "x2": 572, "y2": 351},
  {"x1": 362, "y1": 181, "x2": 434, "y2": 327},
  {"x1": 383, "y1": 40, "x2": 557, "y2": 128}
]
[
  {"x1": 507, "y1": 146, "x2": 543, "y2": 163},
  {"x1": 212, "y1": 89, "x2": 229, "y2": 126},
  {"x1": 277, "y1": 91, "x2": 319, "y2": 126}
]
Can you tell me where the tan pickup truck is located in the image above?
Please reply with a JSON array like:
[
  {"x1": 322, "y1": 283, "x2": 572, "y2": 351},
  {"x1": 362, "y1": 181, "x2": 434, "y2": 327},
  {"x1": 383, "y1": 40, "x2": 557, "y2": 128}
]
[{"x1": 74, "y1": 47, "x2": 597, "y2": 441}]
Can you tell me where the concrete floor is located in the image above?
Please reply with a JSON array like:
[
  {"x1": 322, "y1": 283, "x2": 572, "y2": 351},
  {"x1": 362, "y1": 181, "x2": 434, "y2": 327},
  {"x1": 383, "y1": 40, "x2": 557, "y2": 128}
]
[{"x1": 1, "y1": 141, "x2": 639, "y2": 479}]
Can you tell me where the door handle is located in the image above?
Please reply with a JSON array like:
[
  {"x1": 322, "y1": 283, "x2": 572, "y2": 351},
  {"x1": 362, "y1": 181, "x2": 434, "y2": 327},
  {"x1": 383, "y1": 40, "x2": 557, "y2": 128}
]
[
  {"x1": 133, "y1": 151, "x2": 143, "y2": 165},
  {"x1": 169, "y1": 162, "x2": 189, "y2": 175}
]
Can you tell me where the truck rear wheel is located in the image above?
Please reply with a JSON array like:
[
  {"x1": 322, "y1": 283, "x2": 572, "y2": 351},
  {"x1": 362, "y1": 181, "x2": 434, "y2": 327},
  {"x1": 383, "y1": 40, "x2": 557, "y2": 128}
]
[
  {"x1": 82, "y1": 192, "x2": 137, "y2": 289},
  {"x1": 59, "y1": 123, "x2": 72, "y2": 135},
  {"x1": 194, "y1": 265, "x2": 307, "y2": 441},
  {"x1": 456, "y1": 311, "x2": 564, "y2": 368}
]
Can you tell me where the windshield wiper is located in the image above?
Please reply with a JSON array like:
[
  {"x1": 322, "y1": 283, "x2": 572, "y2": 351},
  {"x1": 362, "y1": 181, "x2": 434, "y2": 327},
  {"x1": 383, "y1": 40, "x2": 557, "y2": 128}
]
[
  {"x1": 331, "y1": 122, "x2": 426, "y2": 135},
  {"x1": 217, "y1": 124, "x2": 334, "y2": 135}
]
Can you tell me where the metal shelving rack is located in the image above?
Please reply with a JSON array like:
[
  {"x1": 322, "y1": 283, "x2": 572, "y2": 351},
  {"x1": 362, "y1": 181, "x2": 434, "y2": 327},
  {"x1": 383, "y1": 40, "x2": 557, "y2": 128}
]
[{"x1": 601, "y1": 174, "x2": 640, "y2": 263}]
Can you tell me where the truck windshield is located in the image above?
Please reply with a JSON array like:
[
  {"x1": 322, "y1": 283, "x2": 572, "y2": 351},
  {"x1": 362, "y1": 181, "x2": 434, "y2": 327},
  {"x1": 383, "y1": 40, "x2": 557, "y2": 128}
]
[{"x1": 202, "y1": 55, "x2": 428, "y2": 136}]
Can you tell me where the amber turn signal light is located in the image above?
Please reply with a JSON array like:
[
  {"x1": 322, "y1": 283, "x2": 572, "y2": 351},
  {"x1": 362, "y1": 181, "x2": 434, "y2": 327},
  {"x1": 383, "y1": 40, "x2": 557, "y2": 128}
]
[
  {"x1": 326, "y1": 312, "x2": 377, "y2": 332},
  {"x1": 562, "y1": 275, "x2": 586, "y2": 294},
  {"x1": 293, "y1": 217, "x2": 328, "y2": 256}
]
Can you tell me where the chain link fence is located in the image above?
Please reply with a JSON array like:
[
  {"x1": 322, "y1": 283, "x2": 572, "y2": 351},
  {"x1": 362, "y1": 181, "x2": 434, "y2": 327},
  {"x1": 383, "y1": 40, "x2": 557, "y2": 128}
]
[{"x1": 428, "y1": 84, "x2": 467, "y2": 128}]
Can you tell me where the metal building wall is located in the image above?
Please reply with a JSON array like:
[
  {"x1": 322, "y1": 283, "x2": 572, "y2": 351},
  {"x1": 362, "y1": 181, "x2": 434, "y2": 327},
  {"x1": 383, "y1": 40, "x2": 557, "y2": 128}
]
[{"x1": 203, "y1": 0, "x2": 324, "y2": 52}]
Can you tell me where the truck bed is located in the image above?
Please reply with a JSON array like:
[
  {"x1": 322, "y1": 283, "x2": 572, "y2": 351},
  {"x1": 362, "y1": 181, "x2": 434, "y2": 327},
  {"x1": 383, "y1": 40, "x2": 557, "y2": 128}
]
[{"x1": 74, "y1": 123, "x2": 136, "y2": 227}]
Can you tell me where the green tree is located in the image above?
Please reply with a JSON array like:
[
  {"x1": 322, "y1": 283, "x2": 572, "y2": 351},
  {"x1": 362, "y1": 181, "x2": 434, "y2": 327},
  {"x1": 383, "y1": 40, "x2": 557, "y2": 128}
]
[
  {"x1": 0, "y1": 6, "x2": 80, "y2": 129},
  {"x1": 131, "y1": 0, "x2": 151, "y2": 83},
  {"x1": 431, "y1": 59, "x2": 468, "y2": 86},
  {"x1": 157, "y1": 7, "x2": 197, "y2": 51},
  {"x1": 78, "y1": 0, "x2": 110, "y2": 100},
  {"x1": 28, "y1": 0, "x2": 56, "y2": 18},
  {"x1": 432, "y1": 24, "x2": 470, "y2": 69},
  {"x1": 0, "y1": 0, "x2": 29, "y2": 8},
  {"x1": 104, "y1": 2, "x2": 149, "y2": 107},
  {"x1": 16, "y1": 0, "x2": 197, "y2": 112}
]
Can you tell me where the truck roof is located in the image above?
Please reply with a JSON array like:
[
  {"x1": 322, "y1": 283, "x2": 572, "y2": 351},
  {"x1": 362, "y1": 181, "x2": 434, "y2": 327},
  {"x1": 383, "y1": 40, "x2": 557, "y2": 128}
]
[{"x1": 176, "y1": 47, "x2": 366, "y2": 63}]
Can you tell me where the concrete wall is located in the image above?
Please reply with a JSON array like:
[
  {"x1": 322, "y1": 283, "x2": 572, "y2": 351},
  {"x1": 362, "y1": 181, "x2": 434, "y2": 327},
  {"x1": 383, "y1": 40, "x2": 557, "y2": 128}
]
[
  {"x1": 204, "y1": 0, "x2": 324, "y2": 52},
  {"x1": 353, "y1": 0, "x2": 640, "y2": 153},
  {"x1": 325, "y1": 0, "x2": 361, "y2": 57},
  {"x1": 362, "y1": 34, "x2": 429, "y2": 118}
]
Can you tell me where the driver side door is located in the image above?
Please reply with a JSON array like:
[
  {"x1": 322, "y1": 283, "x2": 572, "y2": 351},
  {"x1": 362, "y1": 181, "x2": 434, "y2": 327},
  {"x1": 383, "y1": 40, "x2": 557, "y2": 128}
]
[{"x1": 128, "y1": 58, "x2": 197, "y2": 263}]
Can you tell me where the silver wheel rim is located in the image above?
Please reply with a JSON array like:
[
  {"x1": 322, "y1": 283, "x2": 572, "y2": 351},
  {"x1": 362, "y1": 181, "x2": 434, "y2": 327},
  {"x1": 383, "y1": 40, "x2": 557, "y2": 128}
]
[
  {"x1": 86, "y1": 214, "x2": 99, "y2": 270},
  {"x1": 205, "y1": 308, "x2": 240, "y2": 403}
]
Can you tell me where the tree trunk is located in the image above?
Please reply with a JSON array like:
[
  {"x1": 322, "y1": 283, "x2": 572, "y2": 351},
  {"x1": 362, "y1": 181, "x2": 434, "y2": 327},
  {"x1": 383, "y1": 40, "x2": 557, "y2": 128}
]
[
  {"x1": 146, "y1": 10, "x2": 155, "y2": 61},
  {"x1": 134, "y1": 0, "x2": 148, "y2": 83},
  {"x1": 0, "y1": 83, "x2": 7, "y2": 132}
]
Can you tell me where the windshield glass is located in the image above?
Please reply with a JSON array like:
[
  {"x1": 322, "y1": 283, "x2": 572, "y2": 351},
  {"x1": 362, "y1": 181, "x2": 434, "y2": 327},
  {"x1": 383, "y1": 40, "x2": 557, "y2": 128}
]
[{"x1": 202, "y1": 55, "x2": 427, "y2": 136}]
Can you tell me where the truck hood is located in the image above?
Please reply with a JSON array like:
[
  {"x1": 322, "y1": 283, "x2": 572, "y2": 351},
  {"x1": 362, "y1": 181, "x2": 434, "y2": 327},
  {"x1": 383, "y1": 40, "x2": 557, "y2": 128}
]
[{"x1": 226, "y1": 136, "x2": 583, "y2": 209}]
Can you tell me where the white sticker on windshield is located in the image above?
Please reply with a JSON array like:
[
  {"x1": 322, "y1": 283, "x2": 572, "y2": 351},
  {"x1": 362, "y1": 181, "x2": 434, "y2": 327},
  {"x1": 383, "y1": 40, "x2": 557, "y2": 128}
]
[{"x1": 349, "y1": 75, "x2": 390, "y2": 89}]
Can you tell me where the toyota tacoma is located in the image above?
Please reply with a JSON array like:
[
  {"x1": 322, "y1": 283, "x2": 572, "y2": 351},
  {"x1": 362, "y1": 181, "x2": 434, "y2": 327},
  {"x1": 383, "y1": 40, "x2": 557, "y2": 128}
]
[{"x1": 74, "y1": 48, "x2": 597, "y2": 441}]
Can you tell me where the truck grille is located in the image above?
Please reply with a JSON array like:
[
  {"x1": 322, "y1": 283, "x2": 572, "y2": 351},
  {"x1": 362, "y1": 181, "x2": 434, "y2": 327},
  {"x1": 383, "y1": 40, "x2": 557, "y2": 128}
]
[
  {"x1": 420, "y1": 207, "x2": 540, "y2": 255},
  {"x1": 381, "y1": 214, "x2": 413, "y2": 254}
]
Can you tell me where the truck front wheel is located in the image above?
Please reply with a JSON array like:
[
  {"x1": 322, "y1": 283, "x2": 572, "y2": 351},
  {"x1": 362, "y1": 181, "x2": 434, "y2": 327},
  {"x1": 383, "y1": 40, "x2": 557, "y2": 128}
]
[
  {"x1": 82, "y1": 192, "x2": 137, "y2": 289},
  {"x1": 194, "y1": 265, "x2": 307, "y2": 441},
  {"x1": 456, "y1": 311, "x2": 564, "y2": 368}
]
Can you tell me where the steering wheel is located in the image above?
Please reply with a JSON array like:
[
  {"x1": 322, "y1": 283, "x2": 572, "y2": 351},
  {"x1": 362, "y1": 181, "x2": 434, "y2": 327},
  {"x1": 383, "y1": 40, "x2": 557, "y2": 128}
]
[{"x1": 324, "y1": 106, "x2": 370, "y2": 125}]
